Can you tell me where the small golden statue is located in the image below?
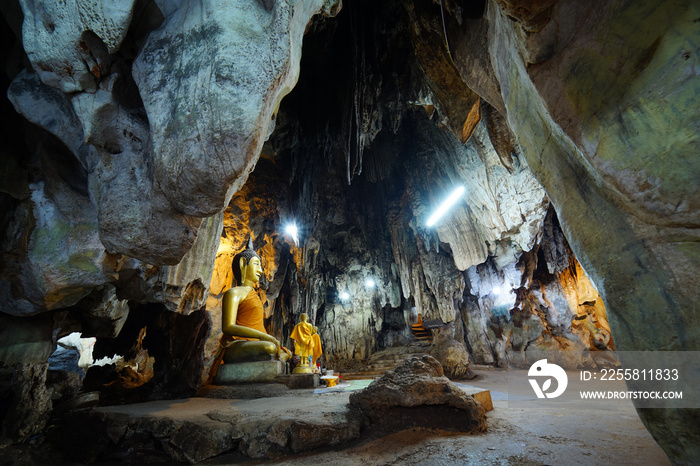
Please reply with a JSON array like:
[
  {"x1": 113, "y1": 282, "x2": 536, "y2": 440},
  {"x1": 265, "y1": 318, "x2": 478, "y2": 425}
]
[
  {"x1": 290, "y1": 313, "x2": 316, "y2": 374},
  {"x1": 311, "y1": 326, "x2": 323, "y2": 368}
]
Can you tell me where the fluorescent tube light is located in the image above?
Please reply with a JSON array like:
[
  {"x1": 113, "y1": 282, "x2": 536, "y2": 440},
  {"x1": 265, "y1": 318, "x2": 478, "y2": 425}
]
[{"x1": 426, "y1": 186, "x2": 465, "y2": 226}]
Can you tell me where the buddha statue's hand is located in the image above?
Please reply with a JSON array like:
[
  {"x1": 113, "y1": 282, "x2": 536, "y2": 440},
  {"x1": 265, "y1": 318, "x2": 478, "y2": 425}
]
[
  {"x1": 258, "y1": 334, "x2": 282, "y2": 356},
  {"x1": 279, "y1": 346, "x2": 291, "y2": 362}
]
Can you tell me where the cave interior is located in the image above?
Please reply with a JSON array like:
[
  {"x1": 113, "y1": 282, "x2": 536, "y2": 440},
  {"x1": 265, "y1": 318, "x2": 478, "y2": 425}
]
[{"x1": 0, "y1": 0, "x2": 698, "y2": 464}]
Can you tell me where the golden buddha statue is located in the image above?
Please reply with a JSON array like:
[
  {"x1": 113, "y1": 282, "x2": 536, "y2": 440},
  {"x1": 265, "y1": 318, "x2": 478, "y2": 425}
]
[
  {"x1": 290, "y1": 313, "x2": 315, "y2": 373},
  {"x1": 208, "y1": 238, "x2": 289, "y2": 384}
]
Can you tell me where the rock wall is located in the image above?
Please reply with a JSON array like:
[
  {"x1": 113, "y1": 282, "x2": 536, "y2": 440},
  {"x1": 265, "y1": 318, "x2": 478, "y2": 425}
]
[
  {"x1": 479, "y1": 0, "x2": 699, "y2": 462},
  {"x1": 0, "y1": 0, "x2": 340, "y2": 442},
  {"x1": 461, "y1": 208, "x2": 613, "y2": 367},
  {"x1": 1, "y1": 0, "x2": 341, "y2": 316}
]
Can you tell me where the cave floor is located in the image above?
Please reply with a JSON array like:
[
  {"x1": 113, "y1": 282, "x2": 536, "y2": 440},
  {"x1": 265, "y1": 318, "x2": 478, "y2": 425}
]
[
  {"x1": 202, "y1": 368, "x2": 671, "y2": 465},
  {"x1": 7, "y1": 368, "x2": 670, "y2": 465}
]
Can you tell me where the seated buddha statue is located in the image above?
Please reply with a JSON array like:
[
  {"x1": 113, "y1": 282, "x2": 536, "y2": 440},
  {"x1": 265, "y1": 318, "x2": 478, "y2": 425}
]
[{"x1": 208, "y1": 239, "x2": 289, "y2": 384}]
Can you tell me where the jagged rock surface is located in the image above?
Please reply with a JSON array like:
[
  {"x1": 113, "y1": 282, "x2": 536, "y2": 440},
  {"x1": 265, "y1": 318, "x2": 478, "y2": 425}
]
[
  {"x1": 86, "y1": 305, "x2": 211, "y2": 403},
  {"x1": 349, "y1": 355, "x2": 486, "y2": 432},
  {"x1": 0, "y1": 363, "x2": 52, "y2": 442},
  {"x1": 132, "y1": 0, "x2": 341, "y2": 219},
  {"x1": 19, "y1": 0, "x2": 136, "y2": 93},
  {"x1": 461, "y1": 209, "x2": 613, "y2": 367}
]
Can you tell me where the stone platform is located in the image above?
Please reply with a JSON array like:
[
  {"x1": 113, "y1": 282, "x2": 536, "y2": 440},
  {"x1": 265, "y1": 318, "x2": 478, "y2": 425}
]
[
  {"x1": 6, "y1": 370, "x2": 671, "y2": 465},
  {"x1": 60, "y1": 385, "x2": 364, "y2": 464},
  {"x1": 214, "y1": 360, "x2": 284, "y2": 384},
  {"x1": 57, "y1": 353, "x2": 496, "y2": 465},
  {"x1": 57, "y1": 380, "x2": 491, "y2": 463}
]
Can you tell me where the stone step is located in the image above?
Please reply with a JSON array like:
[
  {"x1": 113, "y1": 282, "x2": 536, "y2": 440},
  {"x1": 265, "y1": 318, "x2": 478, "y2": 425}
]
[{"x1": 341, "y1": 348, "x2": 431, "y2": 381}]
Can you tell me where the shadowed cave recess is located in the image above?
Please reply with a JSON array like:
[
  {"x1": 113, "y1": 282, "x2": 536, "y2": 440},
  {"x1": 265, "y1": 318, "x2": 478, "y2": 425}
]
[{"x1": 0, "y1": 0, "x2": 698, "y2": 464}]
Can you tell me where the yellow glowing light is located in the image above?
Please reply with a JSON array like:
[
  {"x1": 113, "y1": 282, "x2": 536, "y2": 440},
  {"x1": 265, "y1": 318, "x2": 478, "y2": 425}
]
[{"x1": 426, "y1": 186, "x2": 465, "y2": 227}]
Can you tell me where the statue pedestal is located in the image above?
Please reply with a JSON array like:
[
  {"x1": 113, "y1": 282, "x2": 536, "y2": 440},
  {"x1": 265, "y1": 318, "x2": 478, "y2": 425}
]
[
  {"x1": 292, "y1": 363, "x2": 313, "y2": 374},
  {"x1": 214, "y1": 360, "x2": 284, "y2": 384},
  {"x1": 275, "y1": 373, "x2": 320, "y2": 389}
]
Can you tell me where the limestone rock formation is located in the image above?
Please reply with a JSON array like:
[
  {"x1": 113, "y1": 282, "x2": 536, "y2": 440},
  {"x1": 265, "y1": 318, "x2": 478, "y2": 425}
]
[
  {"x1": 19, "y1": 0, "x2": 136, "y2": 93},
  {"x1": 481, "y1": 0, "x2": 700, "y2": 461},
  {"x1": 0, "y1": 363, "x2": 52, "y2": 442},
  {"x1": 197, "y1": 1, "x2": 610, "y2": 377},
  {"x1": 349, "y1": 355, "x2": 486, "y2": 432},
  {"x1": 427, "y1": 330, "x2": 474, "y2": 379},
  {"x1": 133, "y1": 0, "x2": 341, "y2": 218},
  {"x1": 462, "y1": 208, "x2": 613, "y2": 367},
  {"x1": 86, "y1": 305, "x2": 211, "y2": 402},
  {"x1": 69, "y1": 285, "x2": 129, "y2": 338}
]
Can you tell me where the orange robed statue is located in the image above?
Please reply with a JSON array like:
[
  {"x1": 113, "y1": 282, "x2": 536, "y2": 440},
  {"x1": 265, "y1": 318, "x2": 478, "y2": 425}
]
[
  {"x1": 290, "y1": 313, "x2": 316, "y2": 374},
  {"x1": 206, "y1": 238, "x2": 289, "y2": 384},
  {"x1": 311, "y1": 326, "x2": 323, "y2": 367}
]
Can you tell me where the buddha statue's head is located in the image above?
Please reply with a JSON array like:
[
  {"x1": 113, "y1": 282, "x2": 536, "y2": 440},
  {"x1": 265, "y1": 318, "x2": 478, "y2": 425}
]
[
  {"x1": 300, "y1": 313, "x2": 309, "y2": 323},
  {"x1": 232, "y1": 237, "x2": 262, "y2": 286}
]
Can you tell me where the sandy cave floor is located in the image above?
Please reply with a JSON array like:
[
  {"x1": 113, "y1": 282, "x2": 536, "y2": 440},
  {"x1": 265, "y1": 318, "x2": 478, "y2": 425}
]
[{"x1": 203, "y1": 368, "x2": 670, "y2": 465}]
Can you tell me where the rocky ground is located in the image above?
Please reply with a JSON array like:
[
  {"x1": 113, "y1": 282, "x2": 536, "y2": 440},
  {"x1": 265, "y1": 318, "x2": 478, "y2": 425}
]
[
  {"x1": 207, "y1": 368, "x2": 670, "y2": 465},
  {"x1": 0, "y1": 366, "x2": 670, "y2": 465}
]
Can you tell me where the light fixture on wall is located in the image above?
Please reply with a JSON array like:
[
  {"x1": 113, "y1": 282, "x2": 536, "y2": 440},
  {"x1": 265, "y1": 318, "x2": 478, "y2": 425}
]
[
  {"x1": 340, "y1": 291, "x2": 350, "y2": 301},
  {"x1": 365, "y1": 278, "x2": 376, "y2": 289},
  {"x1": 285, "y1": 222, "x2": 299, "y2": 246},
  {"x1": 426, "y1": 185, "x2": 465, "y2": 227}
]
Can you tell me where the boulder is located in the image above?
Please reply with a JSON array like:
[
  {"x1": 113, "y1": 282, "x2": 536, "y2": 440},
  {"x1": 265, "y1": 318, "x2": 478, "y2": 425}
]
[
  {"x1": 349, "y1": 355, "x2": 486, "y2": 433},
  {"x1": 427, "y1": 331, "x2": 474, "y2": 379},
  {"x1": 0, "y1": 363, "x2": 52, "y2": 443}
]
